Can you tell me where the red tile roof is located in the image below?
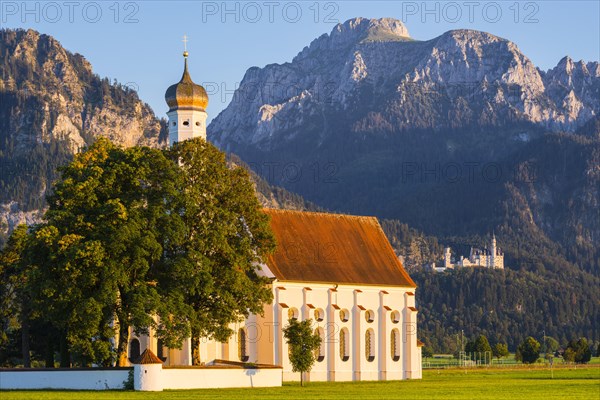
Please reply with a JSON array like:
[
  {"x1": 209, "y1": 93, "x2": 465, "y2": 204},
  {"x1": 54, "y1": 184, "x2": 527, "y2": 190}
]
[
  {"x1": 134, "y1": 349, "x2": 163, "y2": 364},
  {"x1": 264, "y1": 209, "x2": 416, "y2": 288}
]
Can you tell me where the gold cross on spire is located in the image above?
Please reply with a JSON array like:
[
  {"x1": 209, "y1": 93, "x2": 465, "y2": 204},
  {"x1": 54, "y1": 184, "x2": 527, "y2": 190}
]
[{"x1": 182, "y1": 34, "x2": 189, "y2": 57}]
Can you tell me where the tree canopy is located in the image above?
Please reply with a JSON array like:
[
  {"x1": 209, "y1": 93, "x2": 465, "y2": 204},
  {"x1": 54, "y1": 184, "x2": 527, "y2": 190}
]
[
  {"x1": 563, "y1": 338, "x2": 592, "y2": 364},
  {"x1": 516, "y1": 337, "x2": 541, "y2": 364},
  {"x1": 283, "y1": 318, "x2": 322, "y2": 386},
  {"x1": 0, "y1": 138, "x2": 275, "y2": 367},
  {"x1": 492, "y1": 343, "x2": 509, "y2": 360}
]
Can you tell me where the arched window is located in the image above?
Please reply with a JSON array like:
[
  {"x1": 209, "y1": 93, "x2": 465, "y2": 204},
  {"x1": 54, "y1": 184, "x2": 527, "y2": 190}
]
[
  {"x1": 238, "y1": 328, "x2": 249, "y2": 362},
  {"x1": 129, "y1": 338, "x2": 141, "y2": 363},
  {"x1": 288, "y1": 308, "x2": 299, "y2": 321},
  {"x1": 314, "y1": 327, "x2": 325, "y2": 362},
  {"x1": 157, "y1": 338, "x2": 166, "y2": 361},
  {"x1": 391, "y1": 310, "x2": 401, "y2": 324},
  {"x1": 365, "y1": 329, "x2": 375, "y2": 362},
  {"x1": 339, "y1": 309, "x2": 349, "y2": 322},
  {"x1": 391, "y1": 329, "x2": 400, "y2": 361},
  {"x1": 339, "y1": 328, "x2": 349, "y2": 361},
  {"x1": 365, "y1": 310, "x2": 375, "y2": 323}
]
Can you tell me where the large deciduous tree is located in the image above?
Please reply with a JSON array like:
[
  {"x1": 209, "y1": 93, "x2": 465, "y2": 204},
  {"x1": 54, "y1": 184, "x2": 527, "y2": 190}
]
[
  {"x1": 166, "y1": 139, "x2": 275, "y2": 364},
  {"x1": 2, "y1": 137, "x2": 275, "y2": 367}
]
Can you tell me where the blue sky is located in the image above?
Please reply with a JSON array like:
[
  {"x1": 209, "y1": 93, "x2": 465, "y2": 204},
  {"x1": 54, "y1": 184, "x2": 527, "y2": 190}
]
[{"x1": 2, "y1": 1, "x2": 599, "y2": 122}]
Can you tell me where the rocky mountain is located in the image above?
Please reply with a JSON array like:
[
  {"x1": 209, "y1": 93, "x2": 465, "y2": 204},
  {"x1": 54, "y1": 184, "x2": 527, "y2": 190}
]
[
  {"x1": 208, "y1": 17, "x2": 600, "y2": 275},
  {"x1": 210, "y1": 18, "x2": 599, "y2": 149},
  {"x1": 0, "y1": 28, "x2": 315, "y2": 246},
  {"x1": 0, "y1": 28, "x2": 168, "y2": 242}
]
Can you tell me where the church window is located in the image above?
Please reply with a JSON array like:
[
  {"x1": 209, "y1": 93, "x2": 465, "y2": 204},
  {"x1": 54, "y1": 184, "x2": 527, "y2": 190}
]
[
  {"x1": 314, "y1": 308, "x2": 324, "y2": 322},
  {"x1": 365, "y1": 310, "x2": 375, "y2": 323},
  {"x1": 339, "y1": 309, "x2": 349, "y2": 322},
  {"x1": 391, "y1": 329, "x2": 400, "y2": 361},
  {"x1": 238, "y1": 328, "x2": 249, "y2": 362},
  {"x1": 129, "y1": 338, "x2": 141, "y2": 363},
  {"x1": 339, "y1": 328, "x2": 349, "y2": 361},
  {"x1": 288, "y1": 307, "x2": 299, "y2": 321},
  {"x1": 391, "y1": 310, "x2": 400, "y2": 324},
  {"x1": 314, "y1": 327, "x2": 325, "y2": 362},
  {"x1": 157, "y1": 338, "x2": 166, "y2": 361},
  {"x1": 183, "y1": 120, "x2": 190, "y2": 126},
  {"x1": 172, "y1": 121, "x2": 176, "y2": 126},
  {"x1": 196, "y1": 121, "x2": 201, "y2": 126},
  {"x1": 365, "y1": 329, "x2": 375, "y2": 362}
]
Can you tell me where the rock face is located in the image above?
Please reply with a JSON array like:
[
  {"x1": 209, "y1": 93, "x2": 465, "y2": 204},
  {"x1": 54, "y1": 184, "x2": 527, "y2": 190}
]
[
  {"x1": 0, "y1": 29, "x2": 165, "y2": 152},
  {"x1": 0, "y1": 28, "x2": 167, "y2": 241},
  {"x1": 208, "y1": 17, "x2": 600, "y2": 275},
  {"x1": 209, "y1": 18, "x2": 599, "y2": 151},
  {"x1": 0, "y1": 28, "x2": 316, "y2": 245}
]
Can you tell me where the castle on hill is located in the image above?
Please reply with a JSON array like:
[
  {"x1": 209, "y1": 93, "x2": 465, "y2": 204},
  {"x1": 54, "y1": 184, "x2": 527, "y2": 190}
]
[{"x1": 431, "y1": 234, "x2": 504, "y2": 272}]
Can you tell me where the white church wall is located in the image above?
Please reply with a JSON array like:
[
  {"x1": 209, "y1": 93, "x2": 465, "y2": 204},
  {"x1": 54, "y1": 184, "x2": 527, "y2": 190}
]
[{"x1": 244, "y1": 281, "x2": 420, "y2": 382}]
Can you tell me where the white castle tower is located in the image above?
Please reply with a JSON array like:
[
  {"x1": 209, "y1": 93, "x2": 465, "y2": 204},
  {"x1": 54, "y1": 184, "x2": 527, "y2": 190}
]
[
  {"x1": 165, "y1": 36, "x2": 208, "y2": 146},
  {"x1": 490, "y1": 233, "x2": 497, "y2": 269},
  {"x1": 444, "y1": 247, "x2": 452, "y2": 269}
]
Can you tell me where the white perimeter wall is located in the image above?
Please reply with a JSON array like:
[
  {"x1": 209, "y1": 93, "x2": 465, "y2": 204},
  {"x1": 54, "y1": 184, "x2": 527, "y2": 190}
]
[
  {"x1": 162, "y1": 367, "x2": 282, "y2": 389},
  {"x1": 0, "y1": 369, "x2": 130, "y2": 390}
]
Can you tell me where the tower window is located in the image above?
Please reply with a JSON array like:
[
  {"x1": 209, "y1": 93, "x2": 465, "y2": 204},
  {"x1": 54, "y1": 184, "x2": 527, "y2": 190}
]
[
  {"x1": 196, "y1": 121, "x2": 201, "y2": 126},
  {"x1": 183, "y1": 120, "x2": 190, "y2": 126},
  {"x1": 172, "y1": 122, "x2": 176, "y2": 126}
]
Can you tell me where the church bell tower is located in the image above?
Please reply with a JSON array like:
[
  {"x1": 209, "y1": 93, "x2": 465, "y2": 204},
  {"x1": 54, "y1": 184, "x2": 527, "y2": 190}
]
[{"x1": 165, "y1": 36, "x2": 208, "y2": 147}]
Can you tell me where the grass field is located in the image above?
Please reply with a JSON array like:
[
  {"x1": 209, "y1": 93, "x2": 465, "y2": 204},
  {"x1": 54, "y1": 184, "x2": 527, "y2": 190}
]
[{"x1": 1, "y1": 366, "x2": 599, "y2": 399}]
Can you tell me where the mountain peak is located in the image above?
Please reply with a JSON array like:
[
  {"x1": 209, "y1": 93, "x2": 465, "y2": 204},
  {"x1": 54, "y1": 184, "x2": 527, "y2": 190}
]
[{"x1": 332, "y1": 17, "x2": 411, "y2": 42}]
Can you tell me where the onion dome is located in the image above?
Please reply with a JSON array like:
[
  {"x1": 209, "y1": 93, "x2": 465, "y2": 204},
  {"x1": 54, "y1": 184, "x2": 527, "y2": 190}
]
[{"x1": 165, "y1": 52, "x2": 208, "y2": 112}]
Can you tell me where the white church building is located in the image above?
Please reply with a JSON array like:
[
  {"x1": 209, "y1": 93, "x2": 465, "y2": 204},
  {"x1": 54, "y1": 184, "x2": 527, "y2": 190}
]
[{"x1": 128, "y1": 49, "x2": 422, "y2": 382}]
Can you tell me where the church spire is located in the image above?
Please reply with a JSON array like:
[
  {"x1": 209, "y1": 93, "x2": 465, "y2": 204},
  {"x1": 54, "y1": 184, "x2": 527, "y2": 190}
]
[{"x1": 165, "y1": 35, "x2": 209, "y2": 146}]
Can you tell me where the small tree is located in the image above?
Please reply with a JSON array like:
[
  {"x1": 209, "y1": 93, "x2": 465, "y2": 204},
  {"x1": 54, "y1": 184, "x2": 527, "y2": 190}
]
[
  {"x1": 564, "y1": 338, "x2": 592, "y2": 364},
  {"x1": 283, "y1": 319, "x2": 322, "y2": 386},
  {"x1": 596, "y1": 343, "x2": 600, "y2": 357},
  {"x1": 422, "y1": 346, "x2": 434, "y2": 360},
  {"x1": 465, "y1": 335, "x2": 492, "y2": 363},
  {"x1": 492, "y1": 343, "x2": 509, "y2": 361},
  {"x1": 516, "y1": 337, "x2": 540, "y2": 364},
  {"x1": 543, "y1": 337, "x2": 559, "y2": 354}
]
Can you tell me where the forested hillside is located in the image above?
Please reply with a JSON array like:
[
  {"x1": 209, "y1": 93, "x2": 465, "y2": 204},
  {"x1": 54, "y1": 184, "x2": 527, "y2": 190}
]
[{"x1": 413, "y1": 268, "x2": 599, "y2": 353}]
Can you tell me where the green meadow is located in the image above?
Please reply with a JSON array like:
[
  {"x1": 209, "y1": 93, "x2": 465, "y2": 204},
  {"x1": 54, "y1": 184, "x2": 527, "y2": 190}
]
[{"x1": 1, "y1": 366, "x2": 599, "y2": 400}]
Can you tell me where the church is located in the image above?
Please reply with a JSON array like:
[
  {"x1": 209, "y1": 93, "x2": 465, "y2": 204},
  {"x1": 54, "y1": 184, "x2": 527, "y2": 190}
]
[{"x1": 128, "y1": 49, "x2": 422, "y2": 382}]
